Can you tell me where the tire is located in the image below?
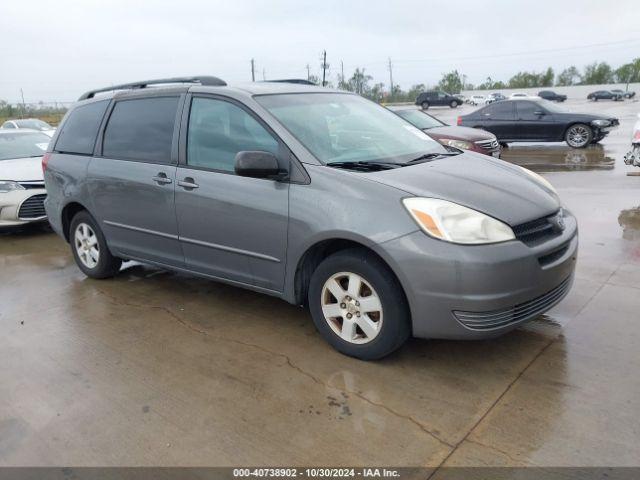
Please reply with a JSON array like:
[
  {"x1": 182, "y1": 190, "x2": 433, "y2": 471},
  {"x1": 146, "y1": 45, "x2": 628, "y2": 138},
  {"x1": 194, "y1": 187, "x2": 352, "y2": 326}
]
[
  {"x1": 308, "y1": 248, "x2": 411, "y2": 360},
  {"x1": 421, "y1": 101, "x2": 429, "y2": 110},
  {"x1": 70, "y1": 210, "x2": 122, "y2": 279},
  {"x1": 449, "y1": 100, "x2": 458, "y2": 108},
  {"x1": 565, "y1": 123, "x2": 593, "y2": 149}
]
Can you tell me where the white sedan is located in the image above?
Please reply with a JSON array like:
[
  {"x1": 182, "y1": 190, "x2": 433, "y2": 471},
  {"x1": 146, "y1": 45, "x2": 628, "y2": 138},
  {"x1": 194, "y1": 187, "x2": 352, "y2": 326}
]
[
  {"x1": 469, "y1": 95, "x2": 486, "y2": 105},
  {"x1": 0, "y1": 129, "x2": 50, "y2": 227},
  {"x1": 1, "y1": 118, "x2": 56, "y2": 137}
]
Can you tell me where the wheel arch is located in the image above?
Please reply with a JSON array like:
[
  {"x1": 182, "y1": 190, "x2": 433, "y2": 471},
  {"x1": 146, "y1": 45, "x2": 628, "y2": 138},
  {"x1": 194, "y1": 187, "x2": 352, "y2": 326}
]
[
  {"x1": 60, "y1": 201, "x2": 90, "y2": 242},
  {"x1": 292, "y1": 238, "x2": 409, "y2": 311}
]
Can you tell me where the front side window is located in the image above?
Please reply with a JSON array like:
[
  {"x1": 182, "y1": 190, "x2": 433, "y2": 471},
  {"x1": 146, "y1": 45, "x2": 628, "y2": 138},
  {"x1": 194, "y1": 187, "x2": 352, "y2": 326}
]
[
  {"x1": 516, "y1": 101, "x2": 543, "y2": 119},
  {"x1": 103, "y1": 97, "x2": 179, "y2": 163},
  {"x1": 55, "y1": 100, "x2": 109, "y2": 155},
  {"x1": 256, "y1": 93, "x2": 444, "y2": 165},
  {"x1": 187, "y1": 97, "x2": 279, "y2": 172}
]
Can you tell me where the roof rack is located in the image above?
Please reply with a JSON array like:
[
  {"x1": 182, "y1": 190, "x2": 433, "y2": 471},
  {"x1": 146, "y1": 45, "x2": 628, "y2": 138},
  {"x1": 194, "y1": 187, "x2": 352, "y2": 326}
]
[
  {"x1": 78, "y1": 76, "x2": 227, "y2": 100},
  {"x1": 266, "y1": 79, "x2": 317, "y2": 85}
]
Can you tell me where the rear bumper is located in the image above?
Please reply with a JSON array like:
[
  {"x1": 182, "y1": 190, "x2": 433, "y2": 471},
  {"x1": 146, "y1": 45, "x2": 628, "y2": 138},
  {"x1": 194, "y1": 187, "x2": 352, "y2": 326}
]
[
  {"x1": 377, "y1": 211, "x2": 578, "y2": 339},
  {"x1": 0, "y1": 189, "x2": 48, "y2": 227}
]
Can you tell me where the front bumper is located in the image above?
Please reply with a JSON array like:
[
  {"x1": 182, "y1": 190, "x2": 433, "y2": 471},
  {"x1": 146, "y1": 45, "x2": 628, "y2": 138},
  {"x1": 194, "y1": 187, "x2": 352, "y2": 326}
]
[
  {"x1": 0, "y1": 188, "x2": 48, "y2": 227},
  {"x1": 378, "y1": 210, "x2": 578, "y2": 339}
]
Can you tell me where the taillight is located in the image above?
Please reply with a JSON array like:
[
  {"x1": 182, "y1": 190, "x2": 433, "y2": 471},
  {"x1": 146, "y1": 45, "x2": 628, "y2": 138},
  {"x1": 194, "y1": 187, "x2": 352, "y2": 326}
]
[
  {"x1": 41, "y1": 152, "x2": 51, "y2": 174},
  {"x1": 456, "y1": 117, "x2": 462, "y2": 126}
]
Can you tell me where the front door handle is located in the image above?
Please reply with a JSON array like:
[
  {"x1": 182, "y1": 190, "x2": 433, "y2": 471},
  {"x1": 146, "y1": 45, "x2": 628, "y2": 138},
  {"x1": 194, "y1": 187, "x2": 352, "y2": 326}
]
[
  {"x1": 152, "y1": 173, "x2": 172, "y2": 185},
  {"x1": 178, "y1": 177, "x2": 199, "y2": 190}
]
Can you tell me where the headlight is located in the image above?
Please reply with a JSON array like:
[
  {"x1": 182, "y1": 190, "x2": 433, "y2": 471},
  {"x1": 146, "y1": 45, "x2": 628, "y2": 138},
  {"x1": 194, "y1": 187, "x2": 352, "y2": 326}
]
[
  {"x1": 592, "y1": 119, "x2": 611, "y2": 127},
  {"x1": 519, "y1": 167, "x2": 557, "y2": 195},
  {"x1": 439, "y1": 139, "x2": 472, "y2": 150},
  {"x1": 402, "y1": 197, "x2": 515, "y2": 244},
  {"x1": 0, "y1": 181, "x2": 25, "y2": 193}
]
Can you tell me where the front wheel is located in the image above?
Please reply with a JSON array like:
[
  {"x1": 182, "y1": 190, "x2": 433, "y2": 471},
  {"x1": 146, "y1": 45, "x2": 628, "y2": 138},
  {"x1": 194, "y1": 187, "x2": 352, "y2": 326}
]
[
  {"x1": 450, "y1": 100, "x2": 458, "y2": 108},
  {"x1": 70, "y1": 210, "x2": 122, "y2": 279},
  {"x1": 421, "y1": 101, "x2": 429, "y2": 110},
  {"x1": 565, "y1": 123, "x2": 593, "y2": 148},
  {"x1": 308, "y1": 249, "x2": 410, "y2": 360}
]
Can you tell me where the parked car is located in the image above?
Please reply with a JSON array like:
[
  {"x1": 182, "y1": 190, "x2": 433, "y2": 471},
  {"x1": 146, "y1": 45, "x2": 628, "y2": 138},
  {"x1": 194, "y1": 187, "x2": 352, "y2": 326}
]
[
  {"x1": 509, "y1": 92, "x2": 530, "y2": 99},
  {"x1": 458, "y1": 99, "x2": 619, "y2": 148},
  {"x1": 0, "y1": 129, "x2": 50, "y2": 227},
  {"x1": 486, "y1": 93, "x2": 506, "y2": 103},
  {"x1": 587, "y1": 90, "x2": 623, "y2": 101},
  {"x1": 415, "y1": 91, "x2": 463, "y2": 109},
  {"x1": 469, "y1": 95, "x2": 486, "y2": 106},
  {"x1": 538, "y1": 90, "x2": 567, "y2": 102},
  {"x1": 1, "y1": 118, "x2": 56, "y2": 137},
  {"x1": 388, "y1": 106, "x2": 501, "y2": 157},
  {"x1": 611, "y1": 89, "x2": 635, "y2": 99},
  {"x1": 44, "y1": 76, "x2": 577, "y2": 360}
]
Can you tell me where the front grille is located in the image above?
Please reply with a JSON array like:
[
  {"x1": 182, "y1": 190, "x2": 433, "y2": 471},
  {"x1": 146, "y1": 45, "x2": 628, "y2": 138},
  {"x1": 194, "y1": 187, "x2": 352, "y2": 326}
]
[
  {"x1": 475, "y1": 139, "x2": 500, "y2": 151},
  {"x1": 19, "y1": 181, "x2": 45, "y2": 190},
  {"x1": 513, "y1": 211, "x2": 563, "y2": 246},
  {"x1": 453, "y1": 275, "x2": 573, "y2": 331},
  {"x1": 18, "y1": 194, "x2": 47, "y2": 219}
]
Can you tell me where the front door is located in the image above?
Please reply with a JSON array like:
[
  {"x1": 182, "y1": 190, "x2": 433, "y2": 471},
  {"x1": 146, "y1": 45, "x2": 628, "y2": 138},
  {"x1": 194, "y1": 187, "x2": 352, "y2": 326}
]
[
  {"x1": 174, "y1": 95, "x2": 289, "y2": 292},
  {"x1": 89, "y1": 95, "x2": 184, "y2": 266},
  {"x1": 514, "y1": 101, "x2": 554, "y2": 140}
]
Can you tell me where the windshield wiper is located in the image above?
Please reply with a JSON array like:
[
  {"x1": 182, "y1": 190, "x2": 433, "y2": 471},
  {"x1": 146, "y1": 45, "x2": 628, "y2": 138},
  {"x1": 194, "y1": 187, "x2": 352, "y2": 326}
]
[
  {"x1": 406, "y1": 152, "x2": 460, "y2": 164},
  {"x1": 326, "y1": 160, "x2": 401, "y2": 171}
]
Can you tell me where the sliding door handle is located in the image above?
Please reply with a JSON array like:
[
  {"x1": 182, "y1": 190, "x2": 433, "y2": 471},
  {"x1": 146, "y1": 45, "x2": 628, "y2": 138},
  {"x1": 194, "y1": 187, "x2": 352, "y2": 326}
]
[{"x1": 152, "y1": 173, "x2": 172, "y2": 185}]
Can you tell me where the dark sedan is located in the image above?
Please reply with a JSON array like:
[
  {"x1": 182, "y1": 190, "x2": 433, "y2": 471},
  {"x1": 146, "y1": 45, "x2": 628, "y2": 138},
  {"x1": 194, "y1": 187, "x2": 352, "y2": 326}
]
[
  {"x1": 587, "y1": 90, "x2": 623, "y2": 101},
  {"x1": 415, "y1": 91, "x2": 463, "y2": 109},
  {"x1": 611, "y1": 89, "x2": 635, "y2": 99},
  {"x1": 457, "y1": 99, "x2": 619, "y2": 148},
  {"x1": 538, "y1": 90, "x2": 567, "y2": 102},
  {"x1": 389, "y1": 106, "x2": 501, "y2": 157}
]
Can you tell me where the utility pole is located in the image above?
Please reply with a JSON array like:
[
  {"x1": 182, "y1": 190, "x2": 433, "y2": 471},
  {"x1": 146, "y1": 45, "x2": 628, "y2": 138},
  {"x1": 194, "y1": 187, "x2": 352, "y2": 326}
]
[
  {"x1": 251, "y1": 58, "x2": 255, "y2": 82},
  {"x1": 341, "y1": 60, "x2": 345, "y2": 87},
  {"x1": 262, "y1": 68, "x2": 266, "y2": 81},
  {"x1": 387, "y1": 58, "x2": 394, "y2": 100},
  {"x1": 19, "y1": 88, "x2": 26, "y2": 118},
  {"x1": 321, "y1": 50, "x2": 328, "y2": 87},
  {"x1": 306, "y1": 64, "x2": 310, "y2": 81}
]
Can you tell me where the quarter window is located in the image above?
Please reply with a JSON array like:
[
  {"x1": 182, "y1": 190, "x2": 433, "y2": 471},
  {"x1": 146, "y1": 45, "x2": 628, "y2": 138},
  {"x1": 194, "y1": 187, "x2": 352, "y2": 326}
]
[
  {"x1": 103, "y1": 97, "x2": 179, "y2": 163},
  {"x1": 187, "y1": 97, "x2": 279, "y2": 172},
  {"x1": 55, "y1": 100, "x2": 109, "y2": 154}
]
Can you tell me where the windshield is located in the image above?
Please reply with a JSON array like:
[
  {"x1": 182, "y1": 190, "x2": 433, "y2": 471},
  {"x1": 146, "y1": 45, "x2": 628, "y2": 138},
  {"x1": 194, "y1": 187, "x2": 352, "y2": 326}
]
[
  {"x1": 15, "y1": 119, "x2": 52, "y2": 130},
  {"x1": 256, "y1": 93, "x2": 445, "y2": 164},
  {"x1": 394, "y1": 109, "x2": 445, "y2": 130},
  {"x1": 0, "y1": 132, "x2": 50, "y2": 160}
]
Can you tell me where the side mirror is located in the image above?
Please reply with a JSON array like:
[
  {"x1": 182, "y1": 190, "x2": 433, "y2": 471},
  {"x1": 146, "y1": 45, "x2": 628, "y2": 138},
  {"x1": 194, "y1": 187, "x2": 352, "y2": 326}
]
[{"x1": 234, "y1": 151, "x2": 284, "y2": 179}]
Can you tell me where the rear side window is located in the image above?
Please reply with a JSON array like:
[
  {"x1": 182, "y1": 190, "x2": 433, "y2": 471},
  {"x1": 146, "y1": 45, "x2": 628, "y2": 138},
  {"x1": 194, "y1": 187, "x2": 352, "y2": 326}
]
[
  {"x1": 482, "y1": 101, "x2": 514, "y2": 119},
  {"x1": 103, "y1": 97, "x2": 179, "y2": 163},
  {"x1": 55, "y1": 100, "x2": 109, "y2": 154}
]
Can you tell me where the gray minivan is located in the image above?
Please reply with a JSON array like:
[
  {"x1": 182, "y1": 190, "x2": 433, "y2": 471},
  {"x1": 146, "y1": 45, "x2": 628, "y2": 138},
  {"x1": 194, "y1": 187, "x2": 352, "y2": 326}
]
[{"x1": 44, "y1": 76, "x2": 577, "y2": 360}]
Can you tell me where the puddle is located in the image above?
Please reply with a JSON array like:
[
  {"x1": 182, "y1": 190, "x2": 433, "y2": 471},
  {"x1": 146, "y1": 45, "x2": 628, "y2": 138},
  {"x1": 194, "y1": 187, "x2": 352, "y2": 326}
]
[
  {"x1": 619, "y1": 206, "x2": 640, "y2": 241},
  {"x1": 500, "y1": 144, "x2": 615, "y2": 172}
]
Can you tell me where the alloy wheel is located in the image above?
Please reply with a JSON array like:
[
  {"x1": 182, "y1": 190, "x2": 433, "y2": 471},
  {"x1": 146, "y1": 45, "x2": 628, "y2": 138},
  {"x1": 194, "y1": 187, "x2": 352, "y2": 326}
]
[
  {"x1": 74, "y1": 222, "x2": 100, "y2": 269},
  {"x1": 321, "y1": 272, "x2": 383, "y2": 344},
  {"x1": 566, "y1": 125, "x2": 590, "y2": 148}
]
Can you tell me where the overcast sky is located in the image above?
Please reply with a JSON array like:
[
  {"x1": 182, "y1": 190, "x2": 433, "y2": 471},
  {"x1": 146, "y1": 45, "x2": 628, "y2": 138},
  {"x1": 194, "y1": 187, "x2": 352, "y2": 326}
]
[{"x1": 2, "y1": 0, "x2": 640, "y2": 103}]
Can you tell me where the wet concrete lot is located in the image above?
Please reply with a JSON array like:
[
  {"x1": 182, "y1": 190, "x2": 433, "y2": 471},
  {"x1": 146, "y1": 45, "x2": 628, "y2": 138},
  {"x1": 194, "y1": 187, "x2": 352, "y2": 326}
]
[{"x1": 1, "y1": 98, "x2": 639, "y2": 468}]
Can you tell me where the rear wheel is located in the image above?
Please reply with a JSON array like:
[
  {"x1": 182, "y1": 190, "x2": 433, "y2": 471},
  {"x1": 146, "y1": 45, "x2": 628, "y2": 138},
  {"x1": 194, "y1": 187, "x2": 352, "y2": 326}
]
[
  {"x1": 308, "y1": 249, "x2": 410, "y2": 360},
  {"x1": 70, "y1": 211, "x2": 121, "y2": 279},
  {"x1": 449, "y1": 100, "x2": 458, "y2": 108},
  {"x1": 565, "y1": 123, "x2": 593, "y2": 148},
  {"x1": 421, "y1": 101, "x2": 429, "y2": 110}
]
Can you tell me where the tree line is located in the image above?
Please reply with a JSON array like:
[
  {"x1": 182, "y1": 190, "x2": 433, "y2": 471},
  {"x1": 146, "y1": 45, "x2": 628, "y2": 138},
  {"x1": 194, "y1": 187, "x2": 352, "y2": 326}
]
[{"x1": 314, "y1": 58, "x2": 640, "y2": 102}]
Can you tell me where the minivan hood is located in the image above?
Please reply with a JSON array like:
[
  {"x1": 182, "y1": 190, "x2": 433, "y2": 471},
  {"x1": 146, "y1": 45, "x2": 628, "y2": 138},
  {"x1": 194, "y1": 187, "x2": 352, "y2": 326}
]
[
  {"x1": 0, "y1": 156, "x2": 44, "y2": 182},
  {"x1": 364, "y1": 153, "x2": 559, "y2": 226}
]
